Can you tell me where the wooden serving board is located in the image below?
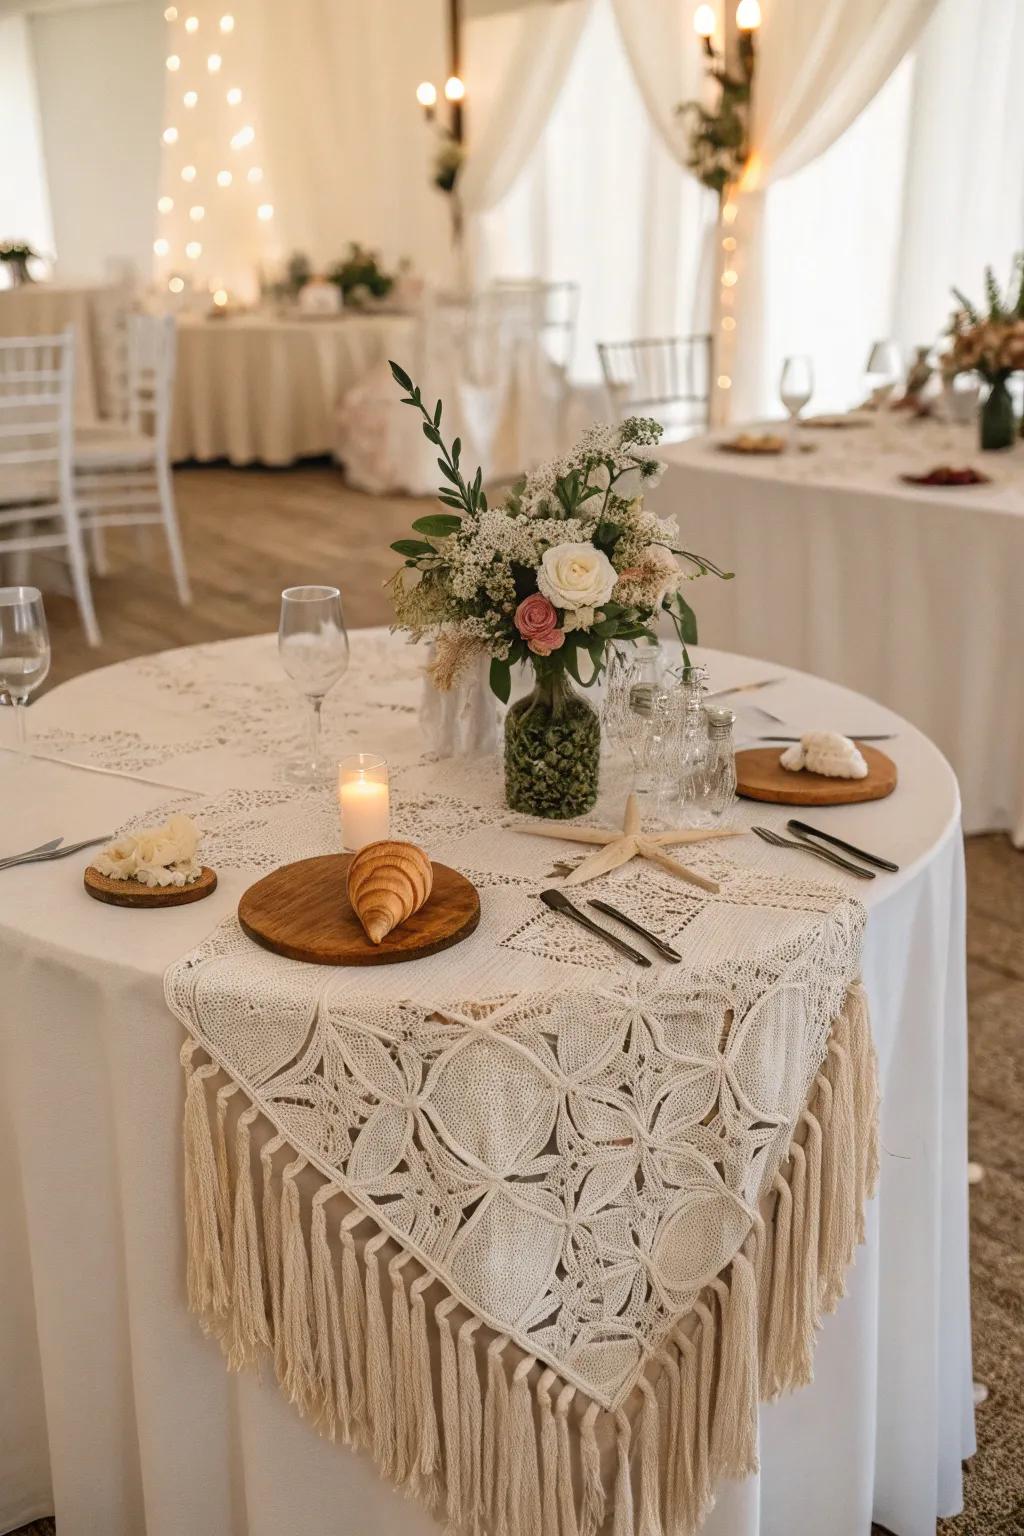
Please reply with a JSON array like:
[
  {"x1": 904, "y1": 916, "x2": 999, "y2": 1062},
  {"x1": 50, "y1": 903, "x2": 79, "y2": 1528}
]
[
  {"x1": 735, "y1": 744, "x2": 898, "y2": 806},
  {"x1": 84, "y1": 865, "x2": 218, "y2": 907},
  {"x1": 238, "y1": 853, "x2": 480, "y2": 966}
]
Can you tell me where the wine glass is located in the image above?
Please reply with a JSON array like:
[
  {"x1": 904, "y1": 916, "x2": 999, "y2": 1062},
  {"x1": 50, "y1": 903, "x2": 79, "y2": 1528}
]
[
  {"x1": 278, "y1": 586, "x2": 349, "y2": 784},
  {"x1": 0, "y1": 587, "x2": 51, "y2": 757},
  {"x1": 865, "y1": 339, "x2": 902, "y2": 407},
  {"x1": 780, "y1": 356, "x2": 814, "y2": 440}
]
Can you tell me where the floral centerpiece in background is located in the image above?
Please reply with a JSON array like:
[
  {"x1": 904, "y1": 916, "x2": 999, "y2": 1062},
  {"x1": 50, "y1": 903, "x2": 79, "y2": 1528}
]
[
  {"x1": 0, "y1": 241, "x2": 40, "y2": 287},
  {"x1": 328, "y1": 243, "x2": 395, "y2": 308},
  {"x1": 947, "y1": 257, "x2": 1024, "y2": 449},
  {"x1": 386, "y1": 361, "x2": 731, "y2": 818}
]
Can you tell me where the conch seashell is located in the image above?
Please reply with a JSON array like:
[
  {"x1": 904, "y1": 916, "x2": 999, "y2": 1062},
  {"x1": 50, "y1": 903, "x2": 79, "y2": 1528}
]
[
  {"x1": 780, "y1": 731, "x2": 868, "y2": 780},
  {"x1": 347, "y1": 839, "x2": 433, "y2": 944}
]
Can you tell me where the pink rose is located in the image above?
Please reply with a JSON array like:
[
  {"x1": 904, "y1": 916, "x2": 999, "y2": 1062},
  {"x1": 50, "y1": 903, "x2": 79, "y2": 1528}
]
[
  {"x1": 515, "y1": 593, "x2": 559, "y2": 640},
  {"x1": 528, "y1": 628, "x2": 565, "y2": 657}
]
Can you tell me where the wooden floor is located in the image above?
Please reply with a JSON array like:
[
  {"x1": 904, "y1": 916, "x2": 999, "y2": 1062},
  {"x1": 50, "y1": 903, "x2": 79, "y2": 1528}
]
[{"x1": 10, "y1": 462, "x2": 1024, "y2": 1536}]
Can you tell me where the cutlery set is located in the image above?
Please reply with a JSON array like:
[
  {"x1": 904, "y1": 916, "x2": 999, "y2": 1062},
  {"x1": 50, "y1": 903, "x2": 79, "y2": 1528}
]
[
  {"x1": 0, "y1": 833, "x2": 112, "y2": 872},
  {"x1": 541, "y1": 816, "x2": 897, "y2": 961}
]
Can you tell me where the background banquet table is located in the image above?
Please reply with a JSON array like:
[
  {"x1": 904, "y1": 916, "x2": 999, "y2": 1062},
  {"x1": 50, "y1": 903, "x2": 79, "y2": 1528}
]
[
  {"x1": 0, "y1": 281, "x2": 122, "y2": 423},
  {"x1": 652, "y1": 416, "x2": 1024, "y2": 847},
  {"x1": 169, "y1": 310, "x2": 416, "y2": 466},
  {"x1": 0, "y1": 630, "x2": 972, "y2": 1536}
]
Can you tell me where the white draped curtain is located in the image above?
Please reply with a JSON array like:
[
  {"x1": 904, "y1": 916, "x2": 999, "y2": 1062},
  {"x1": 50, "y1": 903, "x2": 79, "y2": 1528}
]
[{"x1": 0, "y1": 13, "x2": 54, "y2": 279}]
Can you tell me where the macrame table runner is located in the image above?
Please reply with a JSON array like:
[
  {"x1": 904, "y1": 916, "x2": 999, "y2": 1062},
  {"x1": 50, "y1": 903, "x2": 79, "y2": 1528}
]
[{"x1": 162, "y1": 747, "x2": 878, "y2": 1536}]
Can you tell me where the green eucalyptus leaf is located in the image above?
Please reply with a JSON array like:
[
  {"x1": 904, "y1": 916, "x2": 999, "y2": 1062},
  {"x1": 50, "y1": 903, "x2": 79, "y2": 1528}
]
[
  {"x1": 391, "y1": 538, "x2": 435, "y2": 558},
  {"x1": 389, "y1": 360, "x2": 413, "y2": 391},
  {"x1": 489, "y1": 656, "x2": 512, "y2": 704},
  {"x1": 411, "y1": 514, "x2": 461, "y2": 537}
]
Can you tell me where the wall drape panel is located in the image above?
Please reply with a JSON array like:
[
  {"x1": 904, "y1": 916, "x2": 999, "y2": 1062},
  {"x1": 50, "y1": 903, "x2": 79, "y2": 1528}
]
[{"x1": 0, "y1": 15, "x2": 54, "y2": 270}]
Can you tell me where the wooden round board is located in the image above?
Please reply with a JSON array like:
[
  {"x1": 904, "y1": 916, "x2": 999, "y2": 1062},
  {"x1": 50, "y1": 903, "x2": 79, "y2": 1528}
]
[
  {"x1": 238, "y1": 853, "x2": 480, "y2": 966},
  {"x1": 84, "y1": 865, "x2": 218, "y2": 907},
  {"x1": 735, "y1": 744, "x2": 898, "y2": 806}
]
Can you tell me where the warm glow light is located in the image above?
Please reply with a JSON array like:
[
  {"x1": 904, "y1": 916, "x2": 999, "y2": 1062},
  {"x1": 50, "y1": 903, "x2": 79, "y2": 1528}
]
[
  {"x1": 184, "y1": 14, "x2": 198, "y2": 31},
  {"x1": 256, "y1": 203, "x2": 274, "y2": 221},
  {"x1": 231, "y1": 124, "x2": 254, "y2": 148},
  {"x1": 721, "y1": 268, "x2": 738, "y2": 287},
  {"x1": 226, "y1": 86, "x2": 242, "y2": 105},
  {"x1": 216, "y1": 169, "x2": 232, "y2": 187},
  {"x1": 213, "y1": 287, "x2": 228, "y2": 305},
  {"x1": 219, "y1": 13, "x2": 234, "y2": 31},
  {"x1": 736, "y1": 0, "x2": 761, "y2": 30},
  {"x1": 185, "y1": 241, "x2": 202, "y2": 259},
  {"x1": 722, "y1": 201, "x2": 738, "y2": 225},
  {"x1": 721, "y1": 316, "x2": 736, "y2": 331},
  {"x1": 153, "y1": 238, "x2": 169, "y2": 256},
  {"x1": 162, "y1": 127, "x2": 179, "y2": 145},
  {"x1": 415, "y1": 81, "x2": 437, "y2": 108},
  {"x1": 722, "y1": 235, "x2": 737, "y2": 251},
  {"x1": 164, "y1": 7, "x2": 178, "y2": 18},
  {"x1": 207, "y1": 52, "x2": 222, "y2": 72},
  {"x1": 444, "y1": 75, "x2": 465, "y2": 102},
  {"x1": 717, "y1": 375, "x2": 732, "y2": 389},
  {"x1": 246, "y1": 165, "x2": 263, "y2": 183},
  {"x1": 169, "y1": 276, "x2": 185, "y2": 293},
  {"x1": 183, "y1": 89, "x2": 198, "y2": 107},
  {"x1": 181, "y1": 164, "x2": 197, "y2": 182},
  {"x1": 166, "y1": 54, "x2": 180, "y2": 71},
  {"x1": 189, "y1": 204, "x2": 205, "y2": 221},
  {"x1": 157, "y1": 195, "x2": 174, "y2": 213},
  {"x1": 693, "y1": 4, "x2": 715, "y2": 38}
]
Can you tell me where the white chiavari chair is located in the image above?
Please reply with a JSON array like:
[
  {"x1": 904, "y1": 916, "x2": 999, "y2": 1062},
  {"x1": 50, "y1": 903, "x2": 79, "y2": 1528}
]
[
  {"x1": 0, "y1": 330, "x2": 100, "y2": 645},
  {"x1": 597, "y1": 335, "x2": 712, "y2": 441},
  {"x1": 74, "y1": 314, "x2": 190, "y2": 604}
]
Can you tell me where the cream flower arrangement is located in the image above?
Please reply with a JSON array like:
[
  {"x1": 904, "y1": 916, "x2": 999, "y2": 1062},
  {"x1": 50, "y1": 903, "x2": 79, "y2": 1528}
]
[
  {"x1": 386, "y1": 362, "x2": 732, "y2": 704},
  {"x1": 92, "y1": 813, "x2": 202, "y2": 888}
]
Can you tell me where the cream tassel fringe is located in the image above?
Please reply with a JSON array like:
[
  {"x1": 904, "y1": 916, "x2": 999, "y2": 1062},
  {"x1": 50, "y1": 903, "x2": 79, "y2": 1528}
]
[{"x1": 180, "y1": 982, "x2": 879, "y2": 1536}]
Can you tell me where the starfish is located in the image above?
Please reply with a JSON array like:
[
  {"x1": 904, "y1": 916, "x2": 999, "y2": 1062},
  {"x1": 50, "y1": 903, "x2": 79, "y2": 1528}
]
[{"x1": 515, "y1": 792, "x2": 746, "y2": 894}]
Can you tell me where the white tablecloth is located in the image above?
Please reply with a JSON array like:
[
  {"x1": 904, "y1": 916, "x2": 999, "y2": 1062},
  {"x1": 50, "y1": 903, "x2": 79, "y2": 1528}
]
[
  {"x1": 0, "y1": 282, "x2": 122, "y2": 423},
  {"x1": 170, "y1": 312, "x2": 416, "y2": 466},
  {"x1": 653, "y1": 416, "x2": 1024, "y2": 845},
  {"x1": 0, "y1": 631, "x2": 973, "y2": 1536}
]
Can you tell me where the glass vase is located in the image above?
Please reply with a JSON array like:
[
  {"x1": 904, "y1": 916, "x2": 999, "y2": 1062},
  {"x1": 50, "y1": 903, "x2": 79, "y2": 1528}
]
[
  {"x1": 504, "y1": 670, "x2": 601, "y2": 819},
  {"x1": 979, "y1": 375, "x2": 1015, "y2": 451}
]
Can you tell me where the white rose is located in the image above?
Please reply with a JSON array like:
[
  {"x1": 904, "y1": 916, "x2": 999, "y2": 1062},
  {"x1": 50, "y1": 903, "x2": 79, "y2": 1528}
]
[{"x1": 538, "y1": 543, "x2": 618, "y2": 611}]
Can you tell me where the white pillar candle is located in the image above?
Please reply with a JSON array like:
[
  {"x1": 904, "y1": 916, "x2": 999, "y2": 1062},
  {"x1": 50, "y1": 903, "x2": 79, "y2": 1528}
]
[{"x1": 338, "y1": 754, "x2": 390, "y2": 850}]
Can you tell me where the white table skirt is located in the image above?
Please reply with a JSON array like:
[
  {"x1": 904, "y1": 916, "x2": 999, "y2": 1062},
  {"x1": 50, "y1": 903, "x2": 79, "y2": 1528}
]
[
  {"x1": 654, "y1": 418, "x2": 1024, "y2": 846},
  {"x1": 169, "y1": 312, "x2": 417, "y2": 466},
  {"x1": 0, "y1": 283, "x2": 122, "y2": 423},
  {"x1": 0, "y1": 633, "x2": 973, "y2": 1536}
]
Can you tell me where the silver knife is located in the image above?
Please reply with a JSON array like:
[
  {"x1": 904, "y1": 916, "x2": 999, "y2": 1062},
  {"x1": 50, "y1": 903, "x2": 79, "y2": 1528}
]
[
  {"x1": 757, "y1": 734, "x2": 895, "y2": 743},
  {"x1": 787, "y1": 818, "x2": 900, "y2": 872},
  {"x1": 540, "y1": 889, "x2": 652, "y2": 967},
  {"x1": 0, "y1": 835, "x2": 63, "y2": 870},
  {"x1": 587, "y1": 899, "x2": 681, "y2": 961},
  {"x1": 0, "y1": 833, "x2": 113, "y2": 871},
  {"x1": 706, "y1": 678, "x2": 783, "y2": 700}
]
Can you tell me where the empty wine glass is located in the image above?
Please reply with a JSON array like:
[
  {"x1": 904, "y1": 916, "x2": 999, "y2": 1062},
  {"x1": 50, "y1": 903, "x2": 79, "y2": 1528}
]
[
  {"x1": 0, "y1": 587, "x2": 51, "y2": 757},
  {"x1": 780, "y1": 355, "x2": 814, "y2": 439},
  {"x1": 865, "y1": 339, "x2": 902, "y2": 406},
  {"x1": 278, "y1": 585, "x2": 349, "y2": 784}
]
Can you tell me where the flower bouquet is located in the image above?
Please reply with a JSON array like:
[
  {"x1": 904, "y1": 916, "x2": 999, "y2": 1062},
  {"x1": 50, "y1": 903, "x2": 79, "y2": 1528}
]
[
  {"x1": 386, "y1": 361, "x2": 732, "y2": 818},
  {"x1": 947, "y1": 258, "x2": 1024, "y2": 448}
]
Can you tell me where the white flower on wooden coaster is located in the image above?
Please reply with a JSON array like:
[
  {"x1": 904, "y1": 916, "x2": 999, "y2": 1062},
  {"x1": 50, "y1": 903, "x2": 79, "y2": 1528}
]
[
  {"x1": 780, "y1": 732, "x2": 868, "y2": 779},
  {"x1": 91, "y1": 812, "x2": 202, "y2": 887}
]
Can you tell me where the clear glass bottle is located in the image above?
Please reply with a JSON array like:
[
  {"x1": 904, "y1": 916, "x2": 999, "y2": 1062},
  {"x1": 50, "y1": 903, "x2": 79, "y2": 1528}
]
[
  {"x1": 650, "y1": 665, "x2": 708, "y2": 824},
  {"x1": 701, "y1": 704, "x2": 737, "y2": 819}
]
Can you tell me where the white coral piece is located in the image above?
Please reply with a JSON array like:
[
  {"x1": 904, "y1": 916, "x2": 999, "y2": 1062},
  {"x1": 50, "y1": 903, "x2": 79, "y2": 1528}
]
[
  {"x1": 91, "y1": 813, "x2": 202, "y2": 886},
  {"x1": 779, "y1": 732, "x2": 868, "y2": 779}
]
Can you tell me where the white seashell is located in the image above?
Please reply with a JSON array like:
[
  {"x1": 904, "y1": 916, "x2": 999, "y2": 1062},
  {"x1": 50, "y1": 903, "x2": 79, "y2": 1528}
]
[
  {"x1": 91, "y1": 812, "x2": 202, "y2": 884},
  {"x1": 779, "y1": 731, "x2": 868, "y2": 780}
]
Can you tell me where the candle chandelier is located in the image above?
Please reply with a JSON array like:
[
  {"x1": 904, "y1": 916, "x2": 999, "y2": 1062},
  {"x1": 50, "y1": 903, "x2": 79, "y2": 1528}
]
[{"x1": 678, "y1": 1, "x2": 760, "y2": 200}]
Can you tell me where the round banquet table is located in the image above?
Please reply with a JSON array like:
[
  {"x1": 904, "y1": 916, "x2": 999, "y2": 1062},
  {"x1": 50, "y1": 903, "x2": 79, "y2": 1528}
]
[
  {"x1": 652, "y1": 415, "x2": 1024, "y2": 847},
  {"x1": 170, "y1": 311, "x2": 417, "y2": 466},
  {"x1": 0, "y1": 630, "x2": 973, "y2": 1536},
  {"x1": 0, "y1": 282, "x2": 123, "y2": 423}
]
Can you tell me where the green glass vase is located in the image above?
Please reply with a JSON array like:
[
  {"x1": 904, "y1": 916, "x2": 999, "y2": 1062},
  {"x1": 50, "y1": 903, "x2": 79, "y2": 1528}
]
[
  {"x1": 504, "y1": 670, "x2": 601, "y2": 819},
  {"x1": 979, "y1": 375, "x2": 1015, "y2": 451}
]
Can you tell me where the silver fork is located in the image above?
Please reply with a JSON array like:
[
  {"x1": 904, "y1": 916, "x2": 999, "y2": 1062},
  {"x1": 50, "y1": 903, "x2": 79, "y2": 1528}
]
[
  {"x1": 0, "y1": 834, "x2": 113, "y2": 872},
  {"x1": 752, "y1": 825, "x2": 876, "y2": 879}
]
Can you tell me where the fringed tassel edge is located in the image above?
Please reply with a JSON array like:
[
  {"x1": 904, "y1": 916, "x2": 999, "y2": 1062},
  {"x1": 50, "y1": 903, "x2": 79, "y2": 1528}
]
[{"x1": 179, "y1": 982, "x2": 878, "y2": 1536}]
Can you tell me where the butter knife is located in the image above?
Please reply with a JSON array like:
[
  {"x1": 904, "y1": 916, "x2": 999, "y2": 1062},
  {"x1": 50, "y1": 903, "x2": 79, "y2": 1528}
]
[
  {"x1": 0, "y1": 835, "x2": 63, "y2": 870},
  {"x1": 587, "y1": 899, "x2": 681, "y2": 962},
  {"x1": 787, "y1": 818, "x2": 900, "y2": 872},
  {"x1": 539, "y1": 889, "x2": 652, "y2": 967}
]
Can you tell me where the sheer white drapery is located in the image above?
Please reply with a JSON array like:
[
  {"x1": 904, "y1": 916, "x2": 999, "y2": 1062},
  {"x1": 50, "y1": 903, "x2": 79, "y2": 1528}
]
[{"x1": 0, "y1": 15, "x2": 55, "y2": 276}]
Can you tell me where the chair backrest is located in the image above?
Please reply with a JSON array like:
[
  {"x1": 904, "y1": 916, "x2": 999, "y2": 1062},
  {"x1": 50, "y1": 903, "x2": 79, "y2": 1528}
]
[
  {"x1": 597, "y1": 335, "x2": 712, "y2": 438},
  {"x1": 0, "y1": 331, "x2": 74, "y2": 501},
  {"x1": 125, "y1": 314, "x2": 176, "y2": 450},
  {"x1": 493, "y1": 279, "x2": 580, "y2": 373}
]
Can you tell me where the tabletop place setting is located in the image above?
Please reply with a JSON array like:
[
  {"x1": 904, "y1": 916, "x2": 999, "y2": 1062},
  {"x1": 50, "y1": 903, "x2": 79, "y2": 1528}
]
[{"x1": 5, "y1": 7, "x2": 1022, "y2": 1536}]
